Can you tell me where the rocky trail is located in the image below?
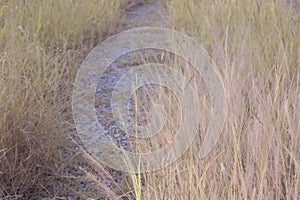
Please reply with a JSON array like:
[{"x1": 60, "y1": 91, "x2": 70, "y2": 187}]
[{"x1": 52, "y1": 1, "x2": 171, "y2": 199}]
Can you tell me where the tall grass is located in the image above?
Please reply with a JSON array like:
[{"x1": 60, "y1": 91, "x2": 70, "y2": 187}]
[
  {"x1": 131, "y1": 0, "x2": 300, "y2": 199},
  {"x1": 2, "y1": 0, "x2": 299, "y2": 199},
  {"x1": 0, "y1": 0, "x2": 125, "y2": 198}
]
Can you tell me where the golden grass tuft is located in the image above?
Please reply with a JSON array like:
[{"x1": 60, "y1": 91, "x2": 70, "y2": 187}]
[{"x1": 0, "y1": 0, "x2": 125, "y2": 198}]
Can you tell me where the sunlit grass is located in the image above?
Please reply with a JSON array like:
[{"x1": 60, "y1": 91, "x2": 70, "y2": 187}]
[
  {"x1": 132, "y1": 0, "x2": 299, "y2": 199},
  {"x1": 0, "y1": 0, "x2": 125, "y2": 198},
  {"x1": 1, "y1": 0, "x2": 299, "y2": 199}
]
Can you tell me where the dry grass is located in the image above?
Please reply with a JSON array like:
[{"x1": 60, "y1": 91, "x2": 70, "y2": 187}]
[
  {"x1": 0, "y1": 0, "x2": 126, "y2": 198},
  {"x1": 133, "y1": 0, "x2": 300, "y2": 199},
  {"x1": 1, "y1": 0, "x2": 299, "y2": 199}
]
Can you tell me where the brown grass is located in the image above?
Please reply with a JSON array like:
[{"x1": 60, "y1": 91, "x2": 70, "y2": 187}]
[
  {"x1": 0, "y1": 0, "x2": 127, "y2": 198},
  {"x1": 1, "y1": 0, "x2": 299, "y2": 199},
  {"x1": 135, "y1": 0, "x2": 300, "y2": 199}
]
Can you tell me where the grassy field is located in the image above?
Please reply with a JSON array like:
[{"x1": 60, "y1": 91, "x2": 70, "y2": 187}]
[
  {"x1": 137, "y1": 0, "x2": 299, "y2": 199},
  {"x1": 0, "y1": 0, "x2": 299, "y2": 199},
  {"x1": 0, "y1": 0, "x2": 126, "y2": 198}
]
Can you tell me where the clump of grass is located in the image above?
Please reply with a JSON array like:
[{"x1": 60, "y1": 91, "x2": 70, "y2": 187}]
[
  {"x1": 127, "y1": 0, "x2": 300, "y2": 199},
  {"x1": 0, "y1": 0, "x2": 125, "y2": 198}
]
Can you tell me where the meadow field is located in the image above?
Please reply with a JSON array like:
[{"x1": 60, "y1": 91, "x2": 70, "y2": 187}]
[
  {"x1": 0, "y1": 0, "x2": 126, "y2": 198},
  {"x1": 0, "y1": 0, "x2": 299, "y2": 199}
]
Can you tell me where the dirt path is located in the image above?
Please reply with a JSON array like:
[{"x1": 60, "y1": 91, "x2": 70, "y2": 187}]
[
  {"x1": 58, "y1": 1, "x2": 171, "y2": 200},
  {"x1": 95, "y1": 0, "x2": 170, "y2": 149},
  {"x1": 123, "y1": 0, "x2": 169, "y2": 28}
]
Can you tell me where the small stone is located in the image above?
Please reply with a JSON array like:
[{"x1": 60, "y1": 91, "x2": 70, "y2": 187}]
[{"x1": 67, "y1": 195, "x2": 74, "y2": 200}]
